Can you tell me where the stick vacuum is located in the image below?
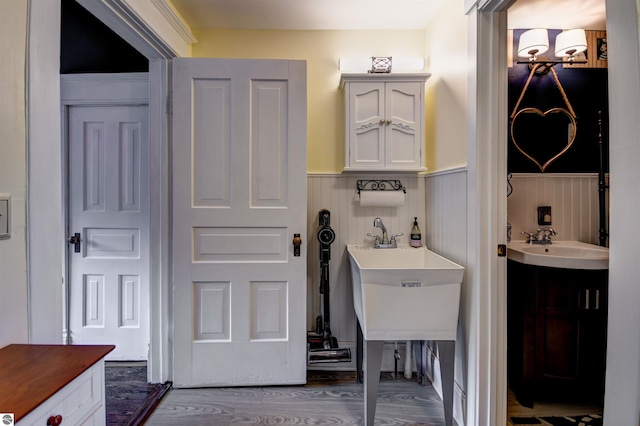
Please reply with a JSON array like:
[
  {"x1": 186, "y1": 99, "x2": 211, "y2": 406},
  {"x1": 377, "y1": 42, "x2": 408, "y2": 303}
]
[{"x1": 307, "y1": 209, "x2": 351, "y2": 364}]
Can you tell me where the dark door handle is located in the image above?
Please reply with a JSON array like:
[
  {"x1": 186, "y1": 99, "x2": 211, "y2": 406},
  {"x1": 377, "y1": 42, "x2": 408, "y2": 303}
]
[
  {"x1": 67, "y1": 232, "x2": 81, "y2": 253},
  {"x1": 293, "y1": 233, "x2": 302, "y2": 257}
]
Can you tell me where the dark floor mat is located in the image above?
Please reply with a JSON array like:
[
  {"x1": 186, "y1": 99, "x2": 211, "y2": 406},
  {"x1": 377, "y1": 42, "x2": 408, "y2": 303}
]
[
  {"x1": 105, "y1": 363, "x2": 171, "y2": 426},
  {"x1": 540, "y1": 414, "x2": 603, "y2": 426},
  {"x1": 510, "y1": 416, "x2": 542, "y2": 425}
]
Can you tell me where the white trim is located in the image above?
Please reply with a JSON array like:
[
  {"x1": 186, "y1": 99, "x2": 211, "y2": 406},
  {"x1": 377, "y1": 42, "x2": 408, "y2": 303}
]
[
  {"x1": 147, "y1": 58, "x2": 172, "y2": 384},
  {"x1": 602, "y1": 0, "x2": 640, "y2": 424},
  {"x1": 27, "y1": 0, "x2": 64, "y2": 344},
  {"x1": 424, "y1": 166, "x2": 468, "y2": 177},
  {"x1": 148, "y1": 0, "x2": 197, "y2": 45},
  {"x1": 60, "y1": 73, "x2": 149, "y2": 105},
  {"x1": 466, "y1": 4, "x2": 510, "y2": 425},
  {"x1": 76, "y1": 0, "x2": 193, "y2": 58}
]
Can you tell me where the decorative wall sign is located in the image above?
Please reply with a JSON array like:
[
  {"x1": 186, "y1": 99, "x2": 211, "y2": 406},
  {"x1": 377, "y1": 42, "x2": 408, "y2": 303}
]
[{"x1": 563, "y1": 30, "x2": 607, "y2": 69}]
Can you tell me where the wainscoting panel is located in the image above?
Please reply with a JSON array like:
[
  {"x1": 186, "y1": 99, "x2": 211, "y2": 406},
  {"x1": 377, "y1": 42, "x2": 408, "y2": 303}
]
[
  {"x1": 507, "y1": 173, "x2": 609, "y2": 245},
  {"x1": 425, "y1": 168, "x2": 468, "y2": 426}
]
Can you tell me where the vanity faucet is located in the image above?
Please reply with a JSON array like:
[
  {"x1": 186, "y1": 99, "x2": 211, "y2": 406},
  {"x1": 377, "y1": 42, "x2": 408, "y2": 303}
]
[{"x1": 521, "y1": 227, "x2": 557, "y2": 244}]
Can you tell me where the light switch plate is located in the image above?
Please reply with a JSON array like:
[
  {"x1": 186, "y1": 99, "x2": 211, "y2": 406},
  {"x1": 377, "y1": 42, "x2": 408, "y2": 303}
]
[
  {"x1": 0, "y1": 194, "x2": 11, "y2": 240},
  {"x1": 537, "y1": 205, "x2": 552, "y2": 226}
]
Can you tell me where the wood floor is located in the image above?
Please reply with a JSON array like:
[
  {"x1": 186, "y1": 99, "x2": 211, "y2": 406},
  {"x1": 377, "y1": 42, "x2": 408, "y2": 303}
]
[{"x1": 146, "y1": 371, "x2": 454, "y2": 425}]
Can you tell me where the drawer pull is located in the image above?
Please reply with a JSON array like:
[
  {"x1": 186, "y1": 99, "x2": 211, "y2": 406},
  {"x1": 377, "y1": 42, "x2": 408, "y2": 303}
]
[{"x1": 47, "y1": 415, "x2": 63, "y2": 426}]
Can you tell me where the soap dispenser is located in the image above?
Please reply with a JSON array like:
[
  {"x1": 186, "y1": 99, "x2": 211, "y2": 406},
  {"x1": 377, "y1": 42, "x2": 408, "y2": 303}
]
[{"x1": 410, "y1": 217, "x2": 422, "y2": 248}]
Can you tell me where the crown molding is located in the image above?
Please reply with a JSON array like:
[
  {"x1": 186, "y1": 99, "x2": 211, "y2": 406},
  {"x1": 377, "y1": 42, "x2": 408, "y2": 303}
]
[{"x1": 148, "y1": 0, "x2": 197, "y2": 45}]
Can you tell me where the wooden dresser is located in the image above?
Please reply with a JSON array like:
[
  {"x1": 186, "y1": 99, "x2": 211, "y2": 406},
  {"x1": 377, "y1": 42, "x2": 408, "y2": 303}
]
[{"x1": 0, "y1": 344, "x2": 114, "y2": 425}]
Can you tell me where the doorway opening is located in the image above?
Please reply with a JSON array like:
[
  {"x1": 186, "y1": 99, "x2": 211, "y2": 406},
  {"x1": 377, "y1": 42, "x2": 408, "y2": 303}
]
[
  {"x1": 505, "y1": 1, "x2": 609, "y2": 423},
  {"x1": 61, "y1": 0, "x2": 151, "y2": 360}
]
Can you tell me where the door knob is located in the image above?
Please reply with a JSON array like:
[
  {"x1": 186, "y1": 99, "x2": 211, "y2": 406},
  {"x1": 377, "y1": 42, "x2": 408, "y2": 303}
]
[
  {"x1": 47, "y1": 415, "x2": 63, "y2": 426},
  {"x1": 292, "y1": 233, "x2": 302, "y2": 257},
  {"x1": 67, "y1": 232, "x2": 81, "y2": 253}
]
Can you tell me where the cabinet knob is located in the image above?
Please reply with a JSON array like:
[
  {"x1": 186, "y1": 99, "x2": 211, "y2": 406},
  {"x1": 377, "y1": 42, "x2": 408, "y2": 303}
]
[
  {"x1": 379, "y1": 119, "x2": 385, "y2": 125},
  {"x1": 47, "y1": 415, "x2": 63, "y2": 426},
  {"x1": 386, "y1": 119, "x2": 392, "y2": 125}
]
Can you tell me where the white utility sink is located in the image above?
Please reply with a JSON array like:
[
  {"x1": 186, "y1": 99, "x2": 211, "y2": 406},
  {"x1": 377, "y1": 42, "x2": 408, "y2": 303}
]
[
  {"x1": 508, "y1": 240, "x2": 609, "y2": 270},
  {"x1": 347, "y1": 245, "x2": 465, "y2": 341},
  {"x1": 347, "y1": 244, "x2": 464, "y2": 426}
]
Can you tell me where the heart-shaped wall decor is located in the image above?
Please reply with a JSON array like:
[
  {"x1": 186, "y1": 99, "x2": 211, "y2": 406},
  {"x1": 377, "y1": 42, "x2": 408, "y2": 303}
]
[{"x1": 510, "y1": 107, "x2": 577, "y2": 172}]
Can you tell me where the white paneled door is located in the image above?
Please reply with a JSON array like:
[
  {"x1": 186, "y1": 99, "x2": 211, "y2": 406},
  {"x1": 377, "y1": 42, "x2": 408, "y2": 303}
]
[
  {"x1": 172, "y1": 58, "x2": 307, "y2": 387},
  {"x1": 67, "y1": 105, "x2": 150, "y2": 360}
]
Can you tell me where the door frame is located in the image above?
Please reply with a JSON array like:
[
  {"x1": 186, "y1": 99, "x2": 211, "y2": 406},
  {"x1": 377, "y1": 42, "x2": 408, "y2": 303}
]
[
  {"x1": 30, "y1": 0, "x2": 640, "y2": 422},
  {"x1": 60, "y1": 72, "x2": 150, "y2": 352},
  {"x1": 28, "y1": 0, "x2": 193, "y2": 383}
]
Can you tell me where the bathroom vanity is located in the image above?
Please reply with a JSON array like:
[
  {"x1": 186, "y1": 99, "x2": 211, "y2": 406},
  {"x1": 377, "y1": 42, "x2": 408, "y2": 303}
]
[{"x1": 507, "y1": 258, "x2": 608, "y2": 407}]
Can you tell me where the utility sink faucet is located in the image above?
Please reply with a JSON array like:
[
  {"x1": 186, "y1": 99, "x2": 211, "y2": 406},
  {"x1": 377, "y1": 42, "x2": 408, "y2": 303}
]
[{"x1": 368, "y1": 217, "x2": 403, "y2": 248}]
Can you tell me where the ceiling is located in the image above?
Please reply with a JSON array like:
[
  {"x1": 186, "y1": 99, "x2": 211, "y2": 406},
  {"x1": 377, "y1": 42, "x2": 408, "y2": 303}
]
[{"x1": 168, "y1": 0, "x2": 606, "y2": 31}]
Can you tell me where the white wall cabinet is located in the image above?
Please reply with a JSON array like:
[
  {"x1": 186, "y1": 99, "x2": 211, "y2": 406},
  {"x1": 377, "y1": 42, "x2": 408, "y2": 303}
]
[{"x1": 340, "y1": 74, "x2": 430, "y2": 172}]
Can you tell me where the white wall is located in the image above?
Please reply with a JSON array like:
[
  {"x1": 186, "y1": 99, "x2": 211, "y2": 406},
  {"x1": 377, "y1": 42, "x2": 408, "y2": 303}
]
[
  {"x1": 0, "y1": 0, "x2": 29, "y2": 347},
  {"x1": 424, "y1": 0, "x2": 469, "y2": 171}
]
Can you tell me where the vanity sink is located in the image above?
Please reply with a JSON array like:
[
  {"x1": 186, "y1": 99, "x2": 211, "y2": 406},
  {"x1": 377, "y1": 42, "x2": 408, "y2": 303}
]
[
  {"x1": 508, "y1": 240, "x2": 608, "y2": 270},
  {"x1": 346, "y1": 245, "x2": 465, "y2": 341}
]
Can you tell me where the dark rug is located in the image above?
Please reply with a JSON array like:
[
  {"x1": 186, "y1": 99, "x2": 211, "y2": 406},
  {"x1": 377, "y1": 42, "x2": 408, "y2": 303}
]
[
  {"x1": 105, "y1": 363, "x2": 171, "y2": 426},
  {"x1": 541, "y1": 414, "x2": 603, "y2": 426},
  {"x1": 510, "y1": 414, "x2": 603, "y2": 426}
]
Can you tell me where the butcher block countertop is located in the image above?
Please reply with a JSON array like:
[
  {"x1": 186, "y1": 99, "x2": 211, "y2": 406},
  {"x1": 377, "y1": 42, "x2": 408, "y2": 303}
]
[{"x1": 0, "y1": 344, "x2": 115, "y2": 422}]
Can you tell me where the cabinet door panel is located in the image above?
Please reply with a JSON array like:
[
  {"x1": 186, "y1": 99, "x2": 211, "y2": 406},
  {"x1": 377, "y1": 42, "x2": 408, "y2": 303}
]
[
  {"x1": 348, "y1": 83, "x2": 384, "y2": 168},
  {"x1": 539, "y1": 312, "x2": 579, "y2": 379},
  {"x1": 385, "y1": 82, "x2": 422, "y2": 168}
]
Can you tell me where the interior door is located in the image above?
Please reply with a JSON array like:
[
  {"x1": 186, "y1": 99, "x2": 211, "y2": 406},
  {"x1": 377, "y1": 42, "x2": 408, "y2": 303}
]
[
  {"x1": 67, "y1": 105, "x2": 150, "y2": 360},
  {"x1": 172, "y1": 58, "x2": 307, "y2": 387}
]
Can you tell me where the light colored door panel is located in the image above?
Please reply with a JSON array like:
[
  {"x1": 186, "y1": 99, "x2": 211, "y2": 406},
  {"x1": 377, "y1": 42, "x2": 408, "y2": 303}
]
[
  {"x1": 68, "y1": 105, "x2": 150, "y2": 360},
  {"x1": 172, "y1": 58, "x2": 307, "y2": 387}
]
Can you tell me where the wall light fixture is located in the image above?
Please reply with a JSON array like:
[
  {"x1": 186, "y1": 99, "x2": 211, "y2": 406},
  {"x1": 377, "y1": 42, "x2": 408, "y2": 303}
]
[
  {"x1": 517, "y1": 28, "x2": 587, "y2": 68},
  {"x1": 338, "y1": 56, "x2": 425, "y2": 73}
]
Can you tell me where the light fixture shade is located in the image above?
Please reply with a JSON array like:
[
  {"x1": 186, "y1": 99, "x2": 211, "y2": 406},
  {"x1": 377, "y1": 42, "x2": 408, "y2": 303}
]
[
  {"x1": 517, "y1": 28, "x2": 549, "y2": 58},
  {"x1": 338, "y1": 57, "x2": 373, "y2": 72},
  {"x1": 338, "y1": 56, "x2": 424, "y2": 73},
  {"x1": 555, "y1": 29, "x2": 587, "y2": 57}
]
